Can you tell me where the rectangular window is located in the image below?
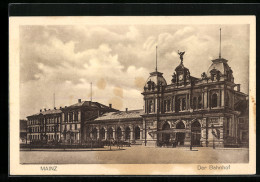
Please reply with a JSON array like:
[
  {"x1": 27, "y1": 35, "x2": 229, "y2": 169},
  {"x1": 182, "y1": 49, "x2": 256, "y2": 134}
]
[
  {"x1": 74, "y1": 112, "x2": 78, "y2": 121},
  {"x1": 163, "y1": 100, "x2": 167, "y2": 113},
  {"x1": 239, "y1": 118, "x2": 245, "y2": 124},
  {"x1": 69, "y1": 113, "x2": 73, "y2": 122},
  {"x1": 242, "y1": 131, "x2": 247, "y2": 141},
  {"x1": 65, "y1": 113, "x2": 68, "y2": 122},
  {"x1": 75, "y1": 124, "x2": 77, "y2": 130},
  {"x1": 167, "y1": 100, "x2": 171, "y2": 112},
  {"x1": 210, "y1": 118, "x2": 219, "y2": 124},
  {"x1": 226, "y1": 118, "x2": 230, "y2": 136},
  {"x1": 182, "y1": 98, "x2": 186, "y2": 110}
]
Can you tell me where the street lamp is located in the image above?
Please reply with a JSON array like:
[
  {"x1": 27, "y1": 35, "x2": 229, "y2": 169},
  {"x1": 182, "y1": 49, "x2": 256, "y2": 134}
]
[
  {"x1": 189, "y1": 109, "x2": 194, "y2": 151},
  {"x1": 54, "y1": 125, "x2": 58, "y2": 145},
  {"x1": 211, "y1": 124, "x2": 215, "y2": 149}
]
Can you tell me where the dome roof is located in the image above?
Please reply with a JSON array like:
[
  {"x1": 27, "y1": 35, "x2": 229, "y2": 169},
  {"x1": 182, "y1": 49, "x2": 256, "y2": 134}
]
[
  {"x1": 144, "y1": 71, "x2": 167, "y2": 88},
  {"x1": 175, "y1": 63, "x2": 189, "y2": 72},
  {"x1": 207, "y1": 58, "x2": 233, "y2": 76}
]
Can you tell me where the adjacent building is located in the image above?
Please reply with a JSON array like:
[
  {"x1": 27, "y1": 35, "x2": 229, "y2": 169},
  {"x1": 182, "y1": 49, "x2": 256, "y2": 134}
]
[
  {"x1": 20, "y1": 119, "x2": 27, "y2": 144},
  {"x1": 26, "y1": 100, "x2": 117, "y2": 144}
]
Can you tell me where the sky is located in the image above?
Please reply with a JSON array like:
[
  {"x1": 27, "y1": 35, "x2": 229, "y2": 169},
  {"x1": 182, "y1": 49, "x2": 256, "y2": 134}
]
[{"x1": 19, "y1": 23, "x2": 249, "y2": 119}]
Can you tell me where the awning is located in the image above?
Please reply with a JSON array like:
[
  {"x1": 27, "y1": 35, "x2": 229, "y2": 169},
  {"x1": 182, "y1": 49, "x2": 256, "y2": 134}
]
[{"x1": 149, "y1": 129, "x2": 188, "y2": 134}]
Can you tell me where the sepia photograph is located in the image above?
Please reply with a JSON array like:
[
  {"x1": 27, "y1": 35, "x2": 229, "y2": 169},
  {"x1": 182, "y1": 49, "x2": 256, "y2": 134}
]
[{"x1": 9, "y1": 16, "x2": 256, "y2": 175}]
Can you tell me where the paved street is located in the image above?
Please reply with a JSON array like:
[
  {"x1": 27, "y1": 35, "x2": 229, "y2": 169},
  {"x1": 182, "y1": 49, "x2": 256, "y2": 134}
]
[{"x1": 20, "y1": 145, "x2": 249, "y2": 164}]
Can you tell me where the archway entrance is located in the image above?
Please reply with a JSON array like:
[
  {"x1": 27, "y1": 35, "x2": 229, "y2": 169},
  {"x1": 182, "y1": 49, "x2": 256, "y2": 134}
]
[
  {"x1": 134, "y1": 126, "x2": 140, "y2": 140},
  {"x1": 162, "y1": 122, "x2": 170, "y2": 144},
  {"x1": 125, "y1": 127, "x2": 130, "y2": 140},
  {"x1": 191, "y1": 120, "x2": 201, "y2": 146},
  {"x1": 176, "y1": 121, "x2": 185, "y2": 145},
  {"x1": 117, "y1": 127, "x2": 122, "y2": 140},
  {"x1": 92, "y1": 128, "x2": 97, "y2": 140},
  {"x1": 100, "y1": 128, "x2": 105, "y2": 140},
  {"x1": 108, "y1": 128, "x2": 113, "y2": 140}
]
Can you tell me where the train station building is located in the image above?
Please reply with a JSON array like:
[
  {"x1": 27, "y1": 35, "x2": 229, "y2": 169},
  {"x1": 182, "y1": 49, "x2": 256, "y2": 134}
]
[{"x1": 26, "y1": 51, "x2": 249, "y2": 148}]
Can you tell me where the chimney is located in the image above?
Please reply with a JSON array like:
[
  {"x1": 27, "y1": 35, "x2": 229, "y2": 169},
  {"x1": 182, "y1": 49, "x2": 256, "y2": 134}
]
[
  {"x1": 40, "y1": 109, "x2": 42, "y2": 112},
  {"x1": 109, "y1": 104, "x2": 112, "y2": 108},
  {"x1": 125, "y1": 108, "x2": 128, "y2": 112},
  {"x1": 237, "y1": 84, "x2": 240, "y2": 92},
  {"x1": 44, "y1": 108, "x2": 46, "y2": 111},
  {"x1": 54, "y1": 107, "x2": 56, "y2": 110},
  {"x1": 78, "y1": 99, "x2": 81, "y2": 103}
]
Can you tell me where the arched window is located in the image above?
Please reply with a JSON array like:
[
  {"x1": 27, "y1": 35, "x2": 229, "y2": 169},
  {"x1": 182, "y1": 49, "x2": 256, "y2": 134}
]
[
  {"x1": 163, "y1": 100, "x2": 167, "y2": 113},
  {"x1": 175, "y1": 98, "x2": 181, "y2": 113},
  {"x1": 198, "y1": 96, "x2": 202, "y2": 109},
  {"x1": 182, "y1": 98, "x2": 186, "y2": 110},
  {"x1": 193, "y1": 97, "x2": 197, "y2": 110},
  {"x1": 92, "y1": 128, "x2": 97, "y2": 140},
  {"x1": 100, "y1": 128, "x2": 105, "y2": 140},
  {"x1": 108, "y1": 127, "x2": 113, "y2": 139},
  {"x1": 148, "y1": 100, "x2": 153, "y2": 113},
  {"x1": 211, "y1": 93, "x2": 218, "y2": 108},
  {"x1": 225, "y1": 92, "x2": 229, "y2": 107},
  {"x1": 167, "y1": 100, "x2": 171, "y2": 112},
  {"x1": 135, "y1": 126, "x2": 140, "y2": 140},
  {"x1": 162, "y1": 122, "x2": 170, "y2": 130},
  {"x1": 176, "y1": 121, "x2": 185, "y2": 129},
  {"x1": 125, "y1": 127, "x2": 130, "y2": 140}
]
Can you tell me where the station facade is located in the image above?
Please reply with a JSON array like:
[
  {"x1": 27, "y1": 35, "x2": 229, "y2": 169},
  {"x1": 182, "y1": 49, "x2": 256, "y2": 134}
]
[
  {"x1": 86, "y1": 54, "x2": 249, "y2": 148},
  {"x1": 26, "y1": 53, "x2": 249, "y2": 148}
]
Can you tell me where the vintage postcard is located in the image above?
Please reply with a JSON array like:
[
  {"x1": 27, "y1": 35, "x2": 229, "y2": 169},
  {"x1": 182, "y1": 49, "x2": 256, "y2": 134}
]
[{"x1": 9, "y1": 16, "x2": 256, "y2": 175}]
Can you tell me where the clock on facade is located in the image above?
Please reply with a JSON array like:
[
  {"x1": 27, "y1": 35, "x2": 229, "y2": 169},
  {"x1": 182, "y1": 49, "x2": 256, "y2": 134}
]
[{"x1": 179, "y1": 74, "x2": 183, "y2": 81}]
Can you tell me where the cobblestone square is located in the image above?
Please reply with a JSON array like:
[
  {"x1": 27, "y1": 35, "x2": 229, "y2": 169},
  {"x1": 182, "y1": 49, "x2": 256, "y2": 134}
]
[{"x1": 20, "y1": 146, "x2": 249, "y2": 164}]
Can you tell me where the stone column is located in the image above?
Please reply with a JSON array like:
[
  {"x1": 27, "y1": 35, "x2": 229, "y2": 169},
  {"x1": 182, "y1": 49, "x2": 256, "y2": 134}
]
[
  {"x1": 217, "y1": 90, "x2": 220, "y2": 108},
  {"x1": 185, "y1": 94, "x2": 188, "y2": 110},
  {"x1": 104, "y1": 129, "x2": 107, "y2": 140},
  {"x1": 208, "y1": 90, "x2": 210, "y2": 108},
  {"x1": 97, "y1": 128, "x2": 100, "y2": 140},
  {"x1": 130, "y1": 127, "x2": 134, "y2": 141},
  {"x1": 112, "y1": 129, "x2": 115, "y2": 139},
  {"x1": 188, "y1": 93, "x2": 190, "y2": 110},
  {"x1": 221, "y1": 89, "x2": 225, "y2": 107},
  {"x1": 121, "y1": 128, "x2": 125, "y2": 141},
  {"x1": 204, "y1": 90, "x2": 207, "y2": 109},
  {"x1": 172, "y1": 96, "x2": 175, "y2": 112}
]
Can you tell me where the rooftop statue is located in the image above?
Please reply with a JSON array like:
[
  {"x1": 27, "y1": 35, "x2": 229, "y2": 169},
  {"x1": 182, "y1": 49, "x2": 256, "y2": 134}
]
[{"x1": 178, "y1": 50, "x2": 185, "y2": 64}]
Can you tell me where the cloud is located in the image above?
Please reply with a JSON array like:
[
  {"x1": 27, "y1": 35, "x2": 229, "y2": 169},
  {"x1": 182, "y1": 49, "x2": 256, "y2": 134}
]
[{"x1": 19, "y1": 24, "x2": 249, "y2": 119}]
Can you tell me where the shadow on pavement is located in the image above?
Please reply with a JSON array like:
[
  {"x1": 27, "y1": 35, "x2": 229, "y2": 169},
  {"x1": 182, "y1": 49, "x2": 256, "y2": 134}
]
[{"x1": 20, "y1": 149, "x2": 126, "y2": 152}]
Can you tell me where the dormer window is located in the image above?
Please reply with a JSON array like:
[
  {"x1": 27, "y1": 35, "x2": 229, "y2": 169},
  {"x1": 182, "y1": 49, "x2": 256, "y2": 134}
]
[
  {"x1": 210, "y1": 68, "x2": 221, "y2": 81},
  {"x1": 148, "y1": 100, "x2": 154, "y2": 113}
]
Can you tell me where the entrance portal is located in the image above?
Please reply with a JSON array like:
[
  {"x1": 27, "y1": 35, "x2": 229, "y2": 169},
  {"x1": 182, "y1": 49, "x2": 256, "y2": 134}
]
[
  {"x1": 162, "y1": 122, "x2": 170, "y2": 145},
  {"x1": 191, "y1": 120, "x2": 201, "y2": 146},
  {"x1": 176, "y1": 121, "x2": 185, "y2": 145}
]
